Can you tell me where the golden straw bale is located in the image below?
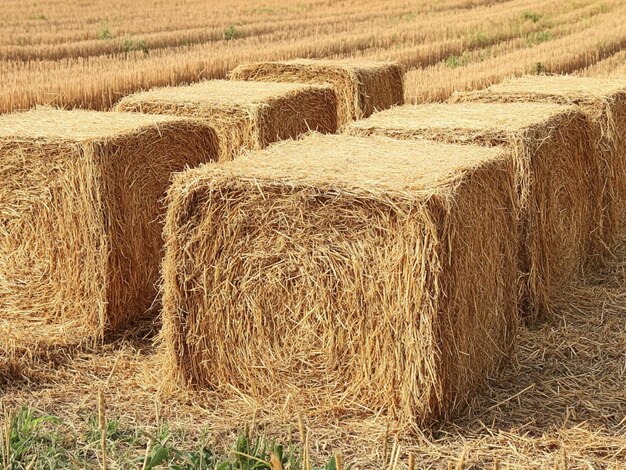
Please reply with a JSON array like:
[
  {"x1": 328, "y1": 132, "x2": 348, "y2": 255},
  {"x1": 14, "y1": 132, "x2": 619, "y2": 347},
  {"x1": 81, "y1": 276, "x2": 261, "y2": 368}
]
[
  {"x1": 450, "y1": 76, "x2": 626, "y2": 264},
  {"x1": 161, "y1": 133, "x2": 518, "y2": 425},
  {"x1": 0, "y1": 107, "x2": 218, "y2": 365},
  {"x1": 347, "y1": 102, "x2": 599, "y2": 321},
  {"x1": 115, "y1": 79, "x2": 337, "y2": 159},
  {"x1": 229, "y1": 59, "x2": 404, "y2": 128}
]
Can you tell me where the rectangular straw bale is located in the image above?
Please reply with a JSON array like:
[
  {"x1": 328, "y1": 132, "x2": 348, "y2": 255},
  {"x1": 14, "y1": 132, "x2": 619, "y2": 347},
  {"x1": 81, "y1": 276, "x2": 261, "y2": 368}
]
[
  {"x1": 347, "y1": 102, "x2": 600, "y2": 320},
  {"x1": 0, "y1": 107, "x2": 219, "y2": 358},
  {"x1": 450, "y1": 76, "x2": 626, "y2": 264},
  {"x1": 115, "y1": 79, "x2": 337, "y2": 160},
  {"x1": 229, "y1": 59, "x2": 405, "y2": 128},
  {"x1": 161, "y1": 133, "x2": 519, "y2": 425}
]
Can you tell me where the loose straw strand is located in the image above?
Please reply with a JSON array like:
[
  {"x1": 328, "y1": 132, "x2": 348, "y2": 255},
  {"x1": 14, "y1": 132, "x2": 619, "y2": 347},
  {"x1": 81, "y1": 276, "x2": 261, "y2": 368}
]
[
  {"x1": 408, "y1": 453, "x2": 415, "y2": 470},
  {"x1": 97, "y1": 388, "x2": 107, "y2": 470}
]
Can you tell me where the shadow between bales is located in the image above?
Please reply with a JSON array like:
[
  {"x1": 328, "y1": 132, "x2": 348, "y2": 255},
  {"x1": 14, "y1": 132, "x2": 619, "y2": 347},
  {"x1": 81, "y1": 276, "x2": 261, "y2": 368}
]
[{"x1": 0, "y1": 313, "x2": 158, "y2": 391}]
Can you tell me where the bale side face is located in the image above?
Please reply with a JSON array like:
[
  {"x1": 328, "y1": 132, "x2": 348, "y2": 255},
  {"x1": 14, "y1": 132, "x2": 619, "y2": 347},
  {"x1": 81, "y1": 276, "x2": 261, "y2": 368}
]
[
  {"x1": 356, "y1": 63, "x2": 405, "y2": 118},
  {"x1": 520, "y1": 118, "x2": 596, "y2": 317},
  {"x1": 0, "y1": 118, "x2": 218, "y2": 353},
  {"x1": 257, "y1": 87, "x2": 338, "y2": 147},
  {"x1": 161, "y1": 136, "x2": 518, "y2": 424},
  {"x1": 450, "y1": 76, "x2": 626, "y2": 262},
  {"x1": 115, "y1": 100, "x2": 256, "y2": 160},
  {"x1": 229, "y1": 60, "x2": 404, "y2": 127},
  {"x1": 115, "y1": 81, "x2": 338, "y2": 160},
  {"x1": 347, "y1": 104, "x2": 598, "y2": 320},
  {"x1": 0, "y1": 141, "x2": 108, "y2": 337},
  {"x1": 98, "y1": 122, "x2": 218, "y2": 331}
]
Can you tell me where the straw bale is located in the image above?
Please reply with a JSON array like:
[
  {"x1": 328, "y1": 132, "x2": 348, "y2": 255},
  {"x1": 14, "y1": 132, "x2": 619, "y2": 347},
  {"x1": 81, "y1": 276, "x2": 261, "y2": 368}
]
[
  {"x1": 0, "y1": 107, "x2": 218, "y2": 359},
  {"x1": 161, "y1": 133, "x2": 518, "y2": 424},
  {"x1": 115, "y1": 79, "x2": 337, "y2": 159},
  {"x1": 347, "y1": 102, "x2": 599, "y2": 320},
  {"x1": 450, "y1": 76, "x2": 626, "y2": 263},
  {"x1": 229, "y1": 59, "x2": 404, "y2": 128}
]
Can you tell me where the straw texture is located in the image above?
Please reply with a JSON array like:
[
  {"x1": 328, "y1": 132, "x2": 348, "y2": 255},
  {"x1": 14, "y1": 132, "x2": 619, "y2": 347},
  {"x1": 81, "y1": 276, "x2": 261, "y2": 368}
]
[
  {"x1": 161, "y1": 133, "x2": 518, "y2": 425},
  {"x1": 347, "y1": 102, "x2": 599, "y2": 321},
  {"x1": 450, "y1": 75, "x2": 626, "y2": 265},
  {"x1": 2, "y1": 244, "x2": 625, "y2": 467},
  {"x1": 115, "y1": 79, "x2": 337, "y2": 159},
  {"x1": 0, "y1": 107, "x2": 218, "y2": 364},
  {"x1": 229, "y1": 59, "x2": 404, "y2": 128}
]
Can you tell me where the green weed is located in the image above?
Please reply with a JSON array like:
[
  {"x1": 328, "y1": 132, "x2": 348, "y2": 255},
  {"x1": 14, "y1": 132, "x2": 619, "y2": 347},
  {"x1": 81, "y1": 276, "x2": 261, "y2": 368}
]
[
  {"x1": 122, "y1": 39, "x2": 149, "y2": 56},
  {"x1": 532, "y1": 62, "x2": 547, "y2": 75},
  {"x1": 445, "y1": 53, "x2": 470, "y2": 68},
  {"x1": 98, "y1": 21, "x2": 113, "y2": 40},
  {"x1": 0, "y1": 407, "x2": 345, "y2": 469},
  {"x1": 521, "y1": 11, "x2": 541, "y2": 23},
  {"x1": 526, "y1": 30, "x2": 553, "y2": 45},
  {"x1": 224, "y1": 25, "x2": 241, "y2": 41},
  {"x1": 470, "y1": 31, "x2": 489, "y2": 47}
]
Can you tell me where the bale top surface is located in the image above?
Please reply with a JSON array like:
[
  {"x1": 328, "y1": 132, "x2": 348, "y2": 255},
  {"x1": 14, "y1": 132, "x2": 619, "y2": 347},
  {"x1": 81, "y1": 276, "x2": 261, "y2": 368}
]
[
  {"x1": 483, "y1": 75, "x2": 626, "y2": 100},
  {"x1": 117, "y1": 79, "x2": 325, "y2": 108},
  {"x1": 0, "y1": 107, "x2": 184, "y2": 142},
  {"x1": 185, "y1": 133, "x2": 507, "y2": 195},
  {"x1": 242, "y1": 58, "x2": 401, "y2": 72},
  {"x1": 349, "y1": 102, "x2": 577, "y2": 134}
]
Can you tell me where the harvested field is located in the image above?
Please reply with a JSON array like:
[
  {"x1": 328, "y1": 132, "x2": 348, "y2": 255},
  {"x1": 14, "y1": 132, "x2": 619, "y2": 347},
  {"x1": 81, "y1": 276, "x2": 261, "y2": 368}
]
[
  {"x1": 580, "y1": 50, "x2": 626, "y2": 77},
  {"x1": 4, "y1": 0, "x2": 626, "y2": 114},
  {"x1": 450, "y1": 75, "x2": 626, "y2": 266},
  {"x1": 229, "y1": 59, "x2": 404, "y2": 127},
  {"x1": 161, "y1": 133, "x2": 519, "y2": 425},
  {"x1": 348, "y1": 102, "x2": 599, "y2": 321},
  {"x1": 115, "y1": 79, "x2": 337, "y2": 159},
  {"x1": 0, "y1": 107, "x2": 218, "y2": 375}
]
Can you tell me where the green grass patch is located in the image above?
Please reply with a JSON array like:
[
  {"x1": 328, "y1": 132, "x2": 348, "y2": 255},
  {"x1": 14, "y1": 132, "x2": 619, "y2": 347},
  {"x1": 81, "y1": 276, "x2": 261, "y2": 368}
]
[
  {"x1": 400, "y1": 11, "x2": 418, "y2": 22},
  {"x1": 122, "y1": 38, "x2": 149, "y2": 56},
  {"x1": 245, "y1": 7, "x2": 285, "y2": 15},
  {"x1": 98, "y1": 20, "x2": 113, "y2": 40},
  {"x1": 526, "y1": 30, "x2": 553, "y2": 46},
  {"x1": 224, "y1": 25, "x2": 241, "y2": 41},
  {"x1": 521, "y1": 11, "x2": 542, "y2": 23},
  {"x1": 469, "y1": 31, "x2": 489, "y2": 48},
  {"x1": 444, "y1": 52, "x2": 471, "y2": 68},
  {"x1": 0, "y1": 407, "x2": 345, "y2": 469},
  {"x1": 532, "y1": 62, "x2": 548, "y2": 75}
]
